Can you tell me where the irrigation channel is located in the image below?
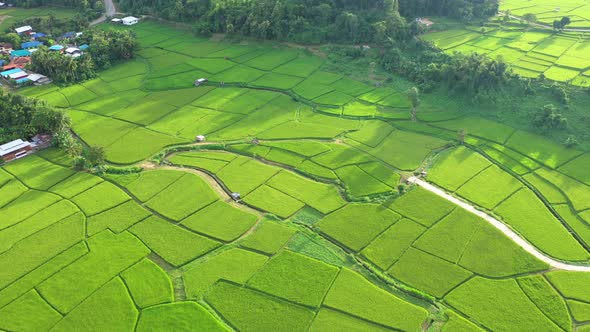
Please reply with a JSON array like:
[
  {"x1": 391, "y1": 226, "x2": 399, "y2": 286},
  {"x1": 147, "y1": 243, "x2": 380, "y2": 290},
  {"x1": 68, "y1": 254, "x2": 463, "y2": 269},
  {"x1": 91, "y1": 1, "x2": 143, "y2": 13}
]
[{"x1": 408, "y1": 176, "x2": 590, "y2": 272}]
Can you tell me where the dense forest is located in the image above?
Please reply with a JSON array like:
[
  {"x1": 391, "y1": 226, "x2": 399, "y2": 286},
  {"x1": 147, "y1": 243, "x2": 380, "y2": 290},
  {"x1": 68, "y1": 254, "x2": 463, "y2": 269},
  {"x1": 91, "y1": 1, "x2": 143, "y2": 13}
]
[
  {"x1": 398, "y1": 0, "x2": 499, "y2": 22},
  {"x1": 0, "y1": 90, "x2": 69, "y2": 144},
  {"x1": 118, "y1": 0, "x2": 407, "y2": 43}
]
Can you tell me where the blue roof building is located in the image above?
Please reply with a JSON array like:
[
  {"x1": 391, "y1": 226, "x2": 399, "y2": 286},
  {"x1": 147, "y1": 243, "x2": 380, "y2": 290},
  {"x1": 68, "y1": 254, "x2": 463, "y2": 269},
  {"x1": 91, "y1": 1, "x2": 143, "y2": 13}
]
[
  {"x1": 10, "y1": 49, "x2": 31, "y2": 58},
  {"x1": 15, "y1": 77, "x2": 30, "y2": 84},
  {"x1": 49, "y1": 45, "x2": 64, "y2": 51},
  {"x1": 61, "y1": 32, "x2": 76, "y2": 39},
  {"x1": 1, "y1": 68, "x2": 24, "y2": 78},
  {"x1": 79, "y1": 44, "x2": 89, "y2": 50},
  {"x1": 32, "y1": 32, "x2": 46, "y2": 38},
  {"x1": 21, "y1": 41, "x2": 42, "y2": 49}
]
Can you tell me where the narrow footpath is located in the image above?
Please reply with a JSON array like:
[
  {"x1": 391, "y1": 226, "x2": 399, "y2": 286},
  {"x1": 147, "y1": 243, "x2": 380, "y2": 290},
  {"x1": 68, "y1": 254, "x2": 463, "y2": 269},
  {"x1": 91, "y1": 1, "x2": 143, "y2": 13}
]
[{"x1": 408, "y1": 176, "x2": 590, "y2": 272}]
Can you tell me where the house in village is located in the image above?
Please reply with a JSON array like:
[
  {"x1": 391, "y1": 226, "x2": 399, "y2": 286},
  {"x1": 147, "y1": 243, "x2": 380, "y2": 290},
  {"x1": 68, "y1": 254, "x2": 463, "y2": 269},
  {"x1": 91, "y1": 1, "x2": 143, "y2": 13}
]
[
  {"x1": 0, "y1": 139, "x2": 32, "y2": 162},
  {"x1": 122, "y1": 16, "x2": 139, "y2": 25},
  {"x1": 0, "y1": 43, "x2": 13, "y2": 55},
  {"x1": 415, "y1": 18, "x2": 434, "y2": 27},
  {"x1": 28, "y1": 73, "x2": 51, "y2": 85},
  {"x1": 65, "y1": 47, "x2": 82, "y2": 57},
  {"x1": 15, "y1": 25, "x2": 33, "y2": 35},
  {"x1": 21, "y1": 41, "x2": 43, "y2": 49},
  {"x1": 49, "y1": 45, "x2": 64, "y2": 52}
]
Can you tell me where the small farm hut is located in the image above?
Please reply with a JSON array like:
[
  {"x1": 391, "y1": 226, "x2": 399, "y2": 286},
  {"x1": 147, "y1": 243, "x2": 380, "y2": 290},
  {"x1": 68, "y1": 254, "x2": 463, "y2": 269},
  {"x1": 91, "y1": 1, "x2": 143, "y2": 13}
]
[
  {"x1": 0, "y1": 139, "x2": 32, "y2": 162},
  {"x1": 122, "y1": 16, "x2": 139, "y2": 25},
  {"x1": 195, "y1": 135, "x2": 206, "y2": 142}
]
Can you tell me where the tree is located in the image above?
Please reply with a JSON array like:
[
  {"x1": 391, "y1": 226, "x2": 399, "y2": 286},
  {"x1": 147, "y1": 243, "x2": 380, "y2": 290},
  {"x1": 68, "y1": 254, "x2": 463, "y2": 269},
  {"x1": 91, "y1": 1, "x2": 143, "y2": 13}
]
[
  {"x1": 533, "y1": 104, "x2": 567, "y2": 130},
  {"x1": 85, "y1": 145, "x2": 106, "y2": 166},
  {"x1": 458, "y1": 128, "x2": 467, "y2": 144},
  {"x1": 523, "y1": 13, "x2": 536, "y2": 23},
  {"x1": 406, "y1": 87, "x2": 420, "y2": 121},
  {"x1": 560, "y1": 16, "x2": 571, "y2": 29}
]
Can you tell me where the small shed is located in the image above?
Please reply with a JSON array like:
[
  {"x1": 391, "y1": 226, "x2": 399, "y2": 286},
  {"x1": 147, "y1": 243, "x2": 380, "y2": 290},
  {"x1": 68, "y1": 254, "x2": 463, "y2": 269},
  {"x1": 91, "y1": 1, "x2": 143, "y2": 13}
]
[
  {"x1": 111, "y1": 18, "x2": 122, "y2": 24},
  {"x1": 230, "y1": 192, "x2": 241, "y2": 201},
  {"x1": 0, "y1": 139, "x2": 32, "y2": 162},
  {"x1": 416, "y1": 18, "x2": 434, "y2": 27},
  {"x1": 28, "y1": 73, "x2": 51, "y2": 85},
  {"x1": 194, "y1": 78, "x2": 208, "y2": 86},
  {"x1": 195, "y1": 135, "x2": 206, "y2": 142},
  {"x1": 15, "y1": 25, "x2": 33, "y2": 34},
  {"x1": 122, "y1": 16, "x2": 139, "y2": 25}
]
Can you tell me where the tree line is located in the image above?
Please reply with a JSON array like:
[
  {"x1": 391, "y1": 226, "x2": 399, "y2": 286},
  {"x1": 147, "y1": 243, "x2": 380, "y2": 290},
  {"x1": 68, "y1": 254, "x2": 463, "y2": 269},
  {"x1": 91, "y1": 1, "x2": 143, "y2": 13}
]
[
  {"x1": 11, "y1": 0, "x2": 104, "y2": 19},
  {"x1": 118, "y1": 0, "x2": 408, "y2": 43},
  {"x1": 398, "y1": 0, "x2": 499, "y2": 22}
]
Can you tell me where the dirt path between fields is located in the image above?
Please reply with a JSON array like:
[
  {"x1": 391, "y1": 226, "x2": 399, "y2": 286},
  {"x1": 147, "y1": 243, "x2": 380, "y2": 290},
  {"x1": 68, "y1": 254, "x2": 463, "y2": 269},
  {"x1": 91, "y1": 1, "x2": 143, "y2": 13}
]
[{"x1": 408, "y1": 176, "x2": 590, "y2": 272}]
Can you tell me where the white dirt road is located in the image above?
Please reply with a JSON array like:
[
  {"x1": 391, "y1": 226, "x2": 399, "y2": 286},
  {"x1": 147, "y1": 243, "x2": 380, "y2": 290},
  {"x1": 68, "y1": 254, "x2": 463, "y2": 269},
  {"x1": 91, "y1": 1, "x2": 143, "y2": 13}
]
[{"x1": 408, "y1": 176, "x2": 590, "y2": 272}]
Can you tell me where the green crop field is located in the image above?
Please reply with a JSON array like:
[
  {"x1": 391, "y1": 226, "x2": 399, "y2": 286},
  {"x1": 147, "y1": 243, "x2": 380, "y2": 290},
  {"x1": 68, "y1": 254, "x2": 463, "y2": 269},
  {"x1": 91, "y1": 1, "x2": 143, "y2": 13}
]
[{"x1": 5, "y1": 16, "x2": 590, "y2": 331}]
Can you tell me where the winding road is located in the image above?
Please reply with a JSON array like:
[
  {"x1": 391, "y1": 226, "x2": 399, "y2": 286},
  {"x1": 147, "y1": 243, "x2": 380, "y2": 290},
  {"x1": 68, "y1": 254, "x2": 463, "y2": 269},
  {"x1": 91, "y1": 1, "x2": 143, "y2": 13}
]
[
  {"x1": 90, "y1": 0, "x2": 117, "y2": 26},
  {"x1": 407, "y1": 176, "x2": 590, "y2": 272}
]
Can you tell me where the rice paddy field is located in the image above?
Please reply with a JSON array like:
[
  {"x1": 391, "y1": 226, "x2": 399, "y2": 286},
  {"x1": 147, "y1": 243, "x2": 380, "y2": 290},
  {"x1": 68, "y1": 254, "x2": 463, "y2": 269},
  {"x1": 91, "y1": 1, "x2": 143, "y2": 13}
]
[
  {"x1": 421, "y1": 6, "x2": 590, "y2": 85},
  {"x1": 0, "y1": 7, "x2": 78, "y2": 31},
  {"x1": 5, "y1": 18, "x2": 590, "y2": 331}
]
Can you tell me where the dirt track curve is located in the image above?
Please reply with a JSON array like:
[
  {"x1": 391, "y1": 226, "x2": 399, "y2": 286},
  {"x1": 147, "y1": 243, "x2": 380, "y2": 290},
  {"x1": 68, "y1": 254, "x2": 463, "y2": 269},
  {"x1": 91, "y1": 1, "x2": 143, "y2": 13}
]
[{"x1": 408, "y1": 176, "x2": 590, "y2": 272}]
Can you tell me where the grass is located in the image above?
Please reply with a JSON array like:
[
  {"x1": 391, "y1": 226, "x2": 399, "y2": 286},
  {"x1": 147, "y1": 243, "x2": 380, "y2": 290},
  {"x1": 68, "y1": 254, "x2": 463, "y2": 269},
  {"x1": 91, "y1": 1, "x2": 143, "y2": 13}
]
[
  {"x1": 546, "y1": 271, "x2": 590, "y2": 303},
  {"x1": 316, "y1": 204, "x2": 401, "y2": 252},
  {"x1": 136, "y1": 302, "x2": 229, "y2": 331},
  {"x1": 71, "y1": 181, "x2": 131, "y2": 216},
  {"x1": 428, "y1": 146, "x2": 491, "y2": 191},
  {"x1": 0, "y1": 290, "x2": 61, "y2": 331},
  {"x1": 182, "y1": 201, "x2": 257, "y2": 242},
  {"x1": 517, "y1": 275, "x2": 572, "y2": 331},
  {"x1": 48, "y1": 172, "x2": 103, "y2": 198},
  {"x1": 183, "y1": 248, "x2": 268, "y2": 298},
  {"x1": 121, "y1": 259, "x2": 174, "y2": 308},
  {"x1": 324, "y1": 268, "x2": 429, "y2": 331},
  {"x1": 310, "y1": 308, "x2": 392, "y2": 332},
  {"x1": 216, "y1": 157, "x2": 281, "y2": 195},
  {"x1": 495, "y1": 189, "x2": 590, "y2": 261},
  {"x1": 361, "y1": 218, "x2": 426, "y2": 270},
  {"x1": 36, "y1": 230, "x2": 148, "y2": 313},
  {"x1": 240, "y1": 219, "x2": 296, "y2": 255},
  {"x1": 505, "y1": 130, "x2": 583, "y2": 169},
  {"x1": 146, "y1": 173, "x2": 218, "y2": 221},
  {"x1": 336, "y1": 165, "x2": 393, "y2": 197},
  {"x1": 0, "y1": 214, "x2": 84, "y2": 290},
  {"x1": 3, "y1": 155, "x2": 75, "y2": 190},
  {"x1": 458, "y1": 220, "x2": 550, "y2": 277},
  {"x1": 266, "y1": 170, "x2": 346, "y2": 214},
  {"x1": 48, "y1": 278, "x2": 138, "y2": 331},
  {"x1": 0, "y1": 190, "x2": 61, "y2": 230},
  {"x1": 388, "y1": 247, "x2": 473, "y2": 298},
  {"x1": 442, "y1": 310, "x2": 483, "y2": 332},
  {"x1": 0, "y1": 242, "x2": 88, "y2": 309},
  {"x1": 535, "y1": 168, "x2": 590, "y2": 211},
  {"x1": 346, "y1": 121, "x2": 394, "y2": 147},
  {"x1": 456, "y1": 165, "x2": 523, "y2": 209},
  {"x1": 87, "y1": 200, "x2": 151, "y2": 236},
  {"x1": 567, "y1": 300, "x2": 590, "y2": 322},
  {"x1": 387, "y1": 187, "x2": 455, "y2": 227},
  {"x1": 414, "y1": 208, "x2": 483, "y2": 263},
  {"x1": 0, "y1": 202, "x2": 80, "y2": 253},
  {"x1": 243, "y1": 185, "x2": 305, "y2": 218},
  {"x1": 130, "y1": 216, "x2": 220, "y2": 267},
  {"x1": 247, "y1": 250, "x2": 339, "y2": 307},
  {"x1": 206, "y1": 281, "x2": 316, "y2": 332},
  {"x1": 445, "y1": 277, "x2": 562, "y2": 331},
  {"x1": 124, "y1": 170, "x2": 185, "y2": 202},
  {"x1": 559, "y1": 153, "x2": 590, "y2": 186}
]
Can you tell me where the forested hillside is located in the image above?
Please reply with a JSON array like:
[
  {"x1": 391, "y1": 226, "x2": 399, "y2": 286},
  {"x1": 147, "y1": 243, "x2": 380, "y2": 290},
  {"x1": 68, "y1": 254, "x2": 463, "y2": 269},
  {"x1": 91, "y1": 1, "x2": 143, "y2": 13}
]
[
  {"x1": 117, "y1": 0, "x2": 407, "y2": 43},
  {"x1": 398, "y1": 0, "x2": 499, "y2": 21}
]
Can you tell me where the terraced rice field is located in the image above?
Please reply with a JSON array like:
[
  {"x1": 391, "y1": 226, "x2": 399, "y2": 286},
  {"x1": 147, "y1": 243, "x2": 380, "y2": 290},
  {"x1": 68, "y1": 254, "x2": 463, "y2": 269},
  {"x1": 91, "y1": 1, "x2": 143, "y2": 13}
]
[
  {"x1": 422, "y1": 20, "x2": 590, "y2": 85},
  {"x1": 5, "y1": 19, "x2": 590, "y2": 331}
]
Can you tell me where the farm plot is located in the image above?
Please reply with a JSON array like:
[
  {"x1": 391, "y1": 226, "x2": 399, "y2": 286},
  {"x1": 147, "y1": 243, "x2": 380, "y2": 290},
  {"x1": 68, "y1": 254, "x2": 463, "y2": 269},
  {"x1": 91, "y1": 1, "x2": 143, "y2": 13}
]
[
  {"x1": 316, "y1": 204, "x2": 401, "y2": 252},
  {"x1": 428, "y1": 146, "x2": 491, "y2": 191},
  {"x1": 181, "y1": 201, "x2": 258, "y2": 242}
]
